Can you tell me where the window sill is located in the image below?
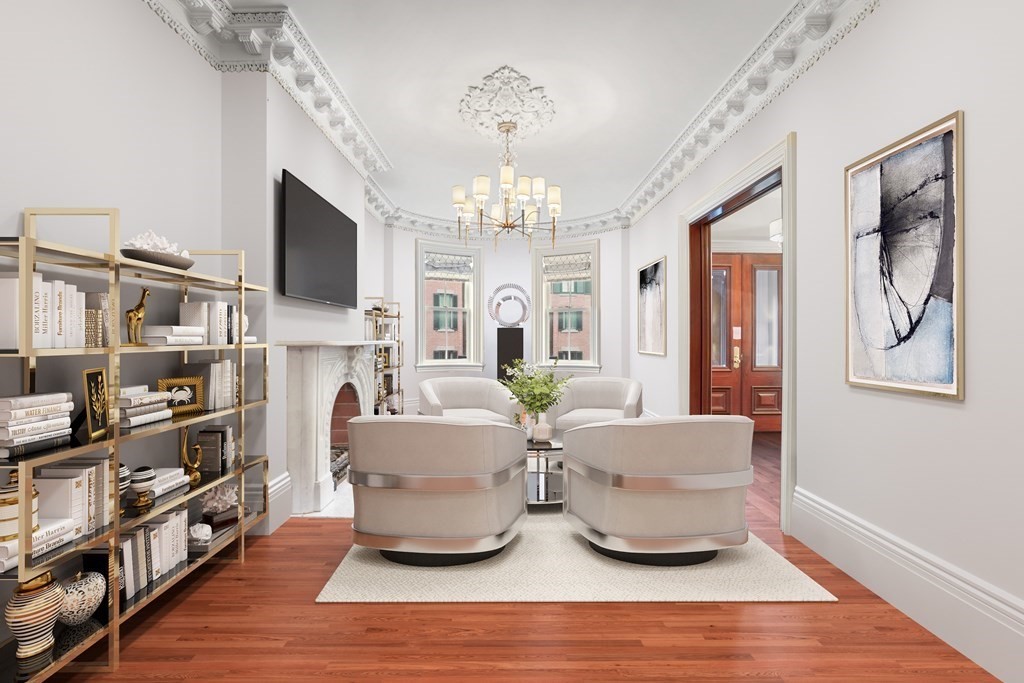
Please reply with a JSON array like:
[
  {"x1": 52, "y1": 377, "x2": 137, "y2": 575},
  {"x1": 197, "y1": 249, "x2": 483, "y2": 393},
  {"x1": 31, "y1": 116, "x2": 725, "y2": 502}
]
[
  {"x1": 536, "y1": 362, "x2": 602, "y2": 374},
  {"x1": 415, "y1": 362, "x2": 485, "y2": 373}
]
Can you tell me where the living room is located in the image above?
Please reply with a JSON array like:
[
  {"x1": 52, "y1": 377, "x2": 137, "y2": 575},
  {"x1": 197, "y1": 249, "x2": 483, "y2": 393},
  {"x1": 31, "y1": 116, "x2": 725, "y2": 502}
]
[{"x1": 0, "y1": 0, "x2": 1019, "y2": 681}]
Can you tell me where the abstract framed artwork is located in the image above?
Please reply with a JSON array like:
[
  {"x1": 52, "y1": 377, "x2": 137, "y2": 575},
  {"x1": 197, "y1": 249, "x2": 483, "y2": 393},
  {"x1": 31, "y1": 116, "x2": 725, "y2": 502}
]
[
  {"x1": 638, "y1": 256, "x2": 667, "y2": 356},
  {"x1": 845, "y1": 111, "x2": 964, "y2": 399}
]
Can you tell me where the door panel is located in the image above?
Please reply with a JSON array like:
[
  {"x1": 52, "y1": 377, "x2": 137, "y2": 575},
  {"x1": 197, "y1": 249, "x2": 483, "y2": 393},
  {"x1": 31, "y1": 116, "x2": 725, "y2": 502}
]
[{"x1": 712, "y1": 253, "x2": 782, "y2": 431}]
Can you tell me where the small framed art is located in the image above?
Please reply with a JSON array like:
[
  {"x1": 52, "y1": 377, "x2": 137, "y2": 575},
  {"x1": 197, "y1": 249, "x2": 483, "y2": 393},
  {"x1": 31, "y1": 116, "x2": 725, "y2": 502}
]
[
  {"x1": 82, "y1": 367, "x2": 109, "y2": 441},
  {"x1": 157, "y1": 376, "x2": 205, "y2": 415}
]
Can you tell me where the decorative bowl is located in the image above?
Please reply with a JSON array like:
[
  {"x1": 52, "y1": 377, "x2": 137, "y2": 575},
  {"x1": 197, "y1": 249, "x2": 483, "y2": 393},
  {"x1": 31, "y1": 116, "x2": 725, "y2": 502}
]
[{"x1": 120, "y1": 248, "x2": 195, "y2": 271}]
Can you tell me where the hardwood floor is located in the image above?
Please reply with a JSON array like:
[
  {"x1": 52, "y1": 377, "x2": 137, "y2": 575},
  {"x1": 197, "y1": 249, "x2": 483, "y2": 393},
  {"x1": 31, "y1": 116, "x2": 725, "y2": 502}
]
[{"x1": 59, "y1": 433, "x2": 996, "y2": 681}]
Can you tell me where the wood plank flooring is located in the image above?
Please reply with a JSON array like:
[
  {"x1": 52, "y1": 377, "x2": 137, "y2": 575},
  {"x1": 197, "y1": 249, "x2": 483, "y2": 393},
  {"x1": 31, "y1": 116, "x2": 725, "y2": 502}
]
[{"x1": 58, "y1": 434, "x2": 996, "y2": 681}]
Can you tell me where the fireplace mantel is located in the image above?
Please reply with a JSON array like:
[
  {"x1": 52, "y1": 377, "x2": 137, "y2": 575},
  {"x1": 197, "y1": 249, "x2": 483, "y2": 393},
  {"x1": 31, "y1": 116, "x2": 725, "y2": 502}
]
[{"x1": 278, "y1": 340, "x2": 377, "y2": 513}]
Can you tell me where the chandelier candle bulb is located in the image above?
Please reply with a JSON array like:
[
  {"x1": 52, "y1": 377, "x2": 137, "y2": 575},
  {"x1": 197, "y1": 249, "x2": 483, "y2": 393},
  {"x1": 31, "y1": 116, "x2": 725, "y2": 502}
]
[
  {"x1": 532, "y1": 177, "x2": 546, "y2": 201},
  {"x1": 517, "y1": 176, "x2": 532, "y2": 202},
  {"x1": 463, "y1": 198, "x2": 475, "y2": 216},
  {"x1": 452, "y1": 185, "x2": 466, "y2": 206},
  {"x1": 473, "y1": 175, "x2": 491, "y2": 200},
  {"x1": 547, "y1": 185, "x2": 562, "y2": 207}
]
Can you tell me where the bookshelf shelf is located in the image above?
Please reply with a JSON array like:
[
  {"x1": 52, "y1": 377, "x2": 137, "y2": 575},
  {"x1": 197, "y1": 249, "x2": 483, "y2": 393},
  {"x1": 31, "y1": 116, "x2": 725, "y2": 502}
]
[
  {"x1": 364, "y1": 298, "x2": 404, "y2": 415},
  {"x1": 0, "y1": 620, "x2": 112, "y2": 682},
  {"x1": 0, "y1": 208, "x2": 272, "y2": 681}
]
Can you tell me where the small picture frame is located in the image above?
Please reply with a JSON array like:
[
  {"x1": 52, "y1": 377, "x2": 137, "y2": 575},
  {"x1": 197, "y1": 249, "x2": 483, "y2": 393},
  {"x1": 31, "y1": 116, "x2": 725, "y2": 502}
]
[
  {"x1": 82, "y1": 367, "x2": 109, "y2": 441},
  {"x1": 381, "y1": 347, "x2": 393, "y2": 369},
  {"x1": 383, "y1": 373, "x2": 394, "y2": 397},
  {"x1": 157, "y1": 376, "x2": 205, "y2": 415}
]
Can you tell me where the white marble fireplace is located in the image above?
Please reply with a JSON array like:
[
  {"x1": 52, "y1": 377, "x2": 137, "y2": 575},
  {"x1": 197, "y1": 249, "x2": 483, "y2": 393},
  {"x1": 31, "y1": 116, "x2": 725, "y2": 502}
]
[{"x1": 279, "y1": 341, "x2": 376, "y2": 513}]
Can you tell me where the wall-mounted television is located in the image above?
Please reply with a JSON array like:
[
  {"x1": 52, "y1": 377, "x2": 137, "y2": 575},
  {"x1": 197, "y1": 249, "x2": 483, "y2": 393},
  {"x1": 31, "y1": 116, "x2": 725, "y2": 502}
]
[{"x1": 280, "y1": 169, "x2": 358, "y2": 309}]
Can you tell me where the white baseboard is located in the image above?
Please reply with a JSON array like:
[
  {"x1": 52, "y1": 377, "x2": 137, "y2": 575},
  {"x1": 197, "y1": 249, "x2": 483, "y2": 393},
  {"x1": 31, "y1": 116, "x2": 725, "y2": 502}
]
[
  {"x1": 792, "y1": 486, "x2": 1024, "y2": 682},
  {"x1": 402, "y1": 397, "x2": 419, "y2": 414},
  {"x1": 246, "y1": 472, "x2": 292, "y2": 536},
  {"x1": 642, "y1": 408, "x2": 660, "y2": 418}
]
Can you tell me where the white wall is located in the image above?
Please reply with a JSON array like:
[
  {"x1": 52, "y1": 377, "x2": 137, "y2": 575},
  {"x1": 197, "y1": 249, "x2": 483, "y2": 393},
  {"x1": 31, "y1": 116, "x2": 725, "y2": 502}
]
[{"x1": 628, "y1": 1, "x2": 1023, "y2": 678}]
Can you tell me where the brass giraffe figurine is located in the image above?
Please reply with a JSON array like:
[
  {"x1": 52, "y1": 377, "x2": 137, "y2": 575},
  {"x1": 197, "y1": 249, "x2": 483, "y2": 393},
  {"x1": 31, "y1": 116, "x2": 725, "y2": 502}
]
[{"x1": 125, "y1": 287, "x2": 150, "y2": 344}]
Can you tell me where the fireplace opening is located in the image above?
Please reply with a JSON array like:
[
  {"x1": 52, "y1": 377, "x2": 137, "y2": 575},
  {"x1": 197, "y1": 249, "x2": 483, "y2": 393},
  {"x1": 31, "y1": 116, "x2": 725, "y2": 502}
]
[{"x1": 330, "y1": 383, "x2": 359, "y2": 486}]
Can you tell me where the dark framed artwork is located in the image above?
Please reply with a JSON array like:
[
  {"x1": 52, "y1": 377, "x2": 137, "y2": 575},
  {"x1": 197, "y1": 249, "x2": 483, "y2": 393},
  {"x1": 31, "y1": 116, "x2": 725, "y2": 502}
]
[
  {"x1": 82, "y1": 367, "x2": 109, "y2": 441},
  {"x1": 157, "y1": 376, "x2": 205, "y2": 415},
  {"x1": 638, "y1": 257, "x2": 667, "y2": 356},
  {"x1": 845, "y1": 111, "x2": 964, "y2": 399},
  {"x1": 381, "y1": 347, "x2": 393, "y2": 369}
]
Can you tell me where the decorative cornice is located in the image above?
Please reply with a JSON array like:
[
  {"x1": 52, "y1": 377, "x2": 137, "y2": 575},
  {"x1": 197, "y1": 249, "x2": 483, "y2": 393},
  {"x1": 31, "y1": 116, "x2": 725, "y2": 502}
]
[
  {"x1": 143, "y1": 0, "x2": 391, "y2": 176},
  {"x1": 620, "y1": 0, "x2": 878, "y2": 225}
]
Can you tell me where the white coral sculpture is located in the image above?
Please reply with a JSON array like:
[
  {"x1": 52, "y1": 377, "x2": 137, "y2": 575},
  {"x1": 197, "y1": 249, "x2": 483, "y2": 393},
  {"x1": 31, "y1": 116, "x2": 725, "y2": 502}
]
[
  {"x1": 200, "y1": 483, "x2": 238, "y2": 514},
  {"x1": 123, "y1": 230, "x2": 187, "y2": 257}
]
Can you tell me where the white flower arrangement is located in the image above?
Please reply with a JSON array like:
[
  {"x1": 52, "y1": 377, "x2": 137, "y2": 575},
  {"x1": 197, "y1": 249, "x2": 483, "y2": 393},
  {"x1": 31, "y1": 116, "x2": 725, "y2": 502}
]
[
  {"x1": 123, "y1": 230, "x2": 189, "y2": 258},
  {"x1": 200, "y1": 483, "x2": 238, "y2": 515}
]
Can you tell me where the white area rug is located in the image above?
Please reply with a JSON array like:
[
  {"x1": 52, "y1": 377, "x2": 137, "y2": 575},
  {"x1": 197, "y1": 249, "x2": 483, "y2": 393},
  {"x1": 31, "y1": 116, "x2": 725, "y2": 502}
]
[{"x1": 316, "y1": 510, "x2": 836, "y2": 603}]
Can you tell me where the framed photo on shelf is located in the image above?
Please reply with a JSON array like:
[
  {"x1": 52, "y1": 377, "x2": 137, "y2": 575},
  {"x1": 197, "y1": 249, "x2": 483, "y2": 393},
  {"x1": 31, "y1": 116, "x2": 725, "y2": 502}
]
[
  {"x1": 381, "y1": 347, "x2": 393, "y2": 369},
  {"x1": 82, "y1": 367, "x2": 109, "y2": 441},
  {"x1": 638, "y1": 256, "x2": 667, "y2": 356},
  {"x1": 845, "y1": 111, "x2": 964, "y2": 399},
  {"x1": 157, "y1": 376, "x2": 205, "y2": 415}
]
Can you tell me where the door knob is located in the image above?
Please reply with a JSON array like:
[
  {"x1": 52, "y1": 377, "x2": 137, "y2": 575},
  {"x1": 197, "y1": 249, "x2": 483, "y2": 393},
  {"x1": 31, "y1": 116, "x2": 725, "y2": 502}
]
[{"x1": 733, "y1": 345, "x2": 741, "y2": 369}]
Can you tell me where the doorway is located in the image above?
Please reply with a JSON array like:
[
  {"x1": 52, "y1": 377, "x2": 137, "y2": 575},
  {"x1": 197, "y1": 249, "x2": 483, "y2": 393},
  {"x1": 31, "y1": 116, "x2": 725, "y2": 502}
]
[{"x1": 682, "y1": 134, "x2": 795, "y2": 530}]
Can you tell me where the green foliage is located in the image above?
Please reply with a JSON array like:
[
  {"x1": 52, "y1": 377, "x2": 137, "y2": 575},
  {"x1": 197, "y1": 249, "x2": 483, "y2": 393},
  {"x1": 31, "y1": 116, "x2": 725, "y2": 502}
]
[{"x1": 499, "y1": 359, "x2": 571, "y2": 416}]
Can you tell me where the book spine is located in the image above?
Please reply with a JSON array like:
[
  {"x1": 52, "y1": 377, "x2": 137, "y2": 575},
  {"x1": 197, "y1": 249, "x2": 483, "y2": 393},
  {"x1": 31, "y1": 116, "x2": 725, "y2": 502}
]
[
  {"x1": 0, "y1": 275, "x2": 18, "y2": 351},
  {"x1": 143, "y1": 528, "x2": 155, "y2": 581},
  {"x1": 149, "y1": 478, "x2": 189, "y2": 499},
  {"x1": 30, "y1": 529, "x2": 75, "y2": 559},
  {"x1": 65, "y1": 284, "x2": 77, "y2": 348},
  {"x1": 118, "y1": 392, "x2": 171, "y2": 408},
  {"x1": 120, "y1": 536, "x2": 136, "y2": 599},
  {"x1": 151, "y1": 470, "x2": 187, "y2": 488},
  {"x1": 51, "y1": 280, "x2": 65, "y2": 348},
  {"x1": 118, "y1": 385, "x2": 149, "y2": 398},
  {"x1": 0, "y1": 393, "x2": 73, "y2": 411},
  {"x1": 0, "y1": 413, "x2": 54, "y2": 427},
  {"x1": 148, "y1": 527, "x2": 161, "y2": 580},
  {"x1": 133, "y1": 529, "x2": 148, "y2": 590},
  {"x1": 0, "y1": 427, "x2": 72, "y2": 448},
  {"x1": 119, "y1": 408, "x2": 172, "y2": 429},
  {"x1": 85, "y1": 467, "x2": 96, "y2": 533},
  {"x1": 100, "y1": 293, "x2": 110, "y2": 347},
  {"x1": 0, "y1": 416, "x2": 71, "y2": 440},
  {"x1": 141, "y1": 335, "x2": 205, "y2": 345},
  {"x1": 145, "y1": 326, "x2": 205, "y2": 337},
  {"x1": 0, "y1": 434, "x2": 71, "y2": 459},
  {"x1": 0, "y1": 518, "x2": 75, "y2": 560},
  {"x1": 76, "y1": 291, "x2": 86, "y2": 348},
  {"x1": 119, "y1": 402, "x2": 168, "y2": 419}
]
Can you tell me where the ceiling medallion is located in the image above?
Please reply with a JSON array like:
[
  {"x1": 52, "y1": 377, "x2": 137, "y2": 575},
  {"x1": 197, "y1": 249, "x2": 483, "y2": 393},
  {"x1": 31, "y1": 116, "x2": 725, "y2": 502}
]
[{"x1": 459, "y1": 66, "x2": 555, "y2": 143}]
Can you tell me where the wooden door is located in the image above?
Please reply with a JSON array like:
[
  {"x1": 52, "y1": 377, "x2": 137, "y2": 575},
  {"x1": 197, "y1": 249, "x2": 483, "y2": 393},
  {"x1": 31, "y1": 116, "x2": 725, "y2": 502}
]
[{"x1": 711, "y1": 253, "x2": 782, "y2": 431}]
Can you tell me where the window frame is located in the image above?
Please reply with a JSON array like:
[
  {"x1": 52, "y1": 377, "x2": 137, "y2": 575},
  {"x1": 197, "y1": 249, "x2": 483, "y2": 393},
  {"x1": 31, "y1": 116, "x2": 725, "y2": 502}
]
[
  {"x1": 416, "y1": 239, "x2": 484, "y2": 371},
  {"x1": 532, "y1": 240, "x2": 601, "y2": 372}
]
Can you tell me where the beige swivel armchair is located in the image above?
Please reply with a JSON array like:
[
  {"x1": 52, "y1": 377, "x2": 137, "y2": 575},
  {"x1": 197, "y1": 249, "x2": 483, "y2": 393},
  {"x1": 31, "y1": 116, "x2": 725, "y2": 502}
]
[
  {"x1": 546, "y1": 377, "x2": 643, "y2": 432},
  {"x1": 418, "y1": 377, "x2": 516, "y2": 424},
  {"x1": 562, "y1": 415, "x2": 754, "y2": 565},
  {"x1": 348, "y1": 415, "x2": 528, "y2": 565}
]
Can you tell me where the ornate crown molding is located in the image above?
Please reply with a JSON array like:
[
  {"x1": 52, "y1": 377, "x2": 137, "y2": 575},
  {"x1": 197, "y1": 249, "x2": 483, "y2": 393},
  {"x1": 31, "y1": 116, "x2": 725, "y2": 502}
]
[
  {"x1": 618, "y1": 0, "x2": 878, "y2": 225},
  {"x1": 142, "y1": 0, "x2": 392, "y2": 177}
]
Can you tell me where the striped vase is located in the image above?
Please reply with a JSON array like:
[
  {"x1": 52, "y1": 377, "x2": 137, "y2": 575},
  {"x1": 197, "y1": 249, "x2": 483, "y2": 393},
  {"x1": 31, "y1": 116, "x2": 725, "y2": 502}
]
[{"x1": 4, "y1": 571, "x2": 65, "y2": 659}]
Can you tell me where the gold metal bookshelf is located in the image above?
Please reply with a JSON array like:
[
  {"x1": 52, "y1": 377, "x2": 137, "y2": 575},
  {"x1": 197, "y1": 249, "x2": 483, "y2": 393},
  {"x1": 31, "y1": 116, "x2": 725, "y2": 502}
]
[{"x1": 364, "y1": 297, "x2": 403, "y2": 415}]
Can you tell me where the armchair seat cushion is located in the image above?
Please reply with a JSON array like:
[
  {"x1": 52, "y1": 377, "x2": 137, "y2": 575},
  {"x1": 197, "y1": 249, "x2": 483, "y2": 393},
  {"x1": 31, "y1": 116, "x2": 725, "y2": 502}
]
[
  {"x1": 556, "y1": 408, "x2": 625, "y2": 431},
  {"x1": 444, "y1": 408, "x2": 512, "y2": 424}
]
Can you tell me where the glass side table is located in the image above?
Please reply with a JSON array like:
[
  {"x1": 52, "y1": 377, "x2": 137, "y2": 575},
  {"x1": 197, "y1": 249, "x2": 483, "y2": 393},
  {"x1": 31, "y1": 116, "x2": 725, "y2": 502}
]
[{"x1": 526, "y1": 438, "x2": 563, "y2": 505}]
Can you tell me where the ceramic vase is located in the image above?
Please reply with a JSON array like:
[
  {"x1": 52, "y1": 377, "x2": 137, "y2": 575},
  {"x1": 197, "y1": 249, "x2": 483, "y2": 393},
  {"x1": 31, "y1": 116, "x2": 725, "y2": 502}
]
[
  {"x1": 0, "y1": 472, "x2": 39, "y2": 542},
  {"x1": 57, "y1": 571, "x2": 106, "y2": 626},
  {"x1": 130, "y1": 466, "x2": 156, "y2": 510},
  {"x1": 4, "y1": 571, "x2": 65, "y2": 659},
  {"x1": 532, "y1": 413, "x2": 553, "y2": 442}
]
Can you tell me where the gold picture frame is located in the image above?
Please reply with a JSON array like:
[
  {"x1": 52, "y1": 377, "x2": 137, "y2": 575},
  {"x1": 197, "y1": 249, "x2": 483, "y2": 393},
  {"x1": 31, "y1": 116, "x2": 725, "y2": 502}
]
[
  {"x1": 82, "y1": 367, "x2": 109, "y2": 441},
  {"x1": 157, "y1": 376, "x2": 205, "y2": 415},
  {"x1": 637, "y1": 256, "x2": 667, "y2": 356},
  {"x1": 845, "y1": 111, "x2": 964, "y2": 399}
]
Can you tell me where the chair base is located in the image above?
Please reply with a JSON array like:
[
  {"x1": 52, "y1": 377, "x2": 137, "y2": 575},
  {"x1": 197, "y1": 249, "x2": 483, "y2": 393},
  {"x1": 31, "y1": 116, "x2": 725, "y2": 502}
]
[
  {"x1": 588, "y1": 541, "x2": 719, "y2": 566},
  {"x1": 380, "y1": 546, "x2": 506, "y2": 566}
]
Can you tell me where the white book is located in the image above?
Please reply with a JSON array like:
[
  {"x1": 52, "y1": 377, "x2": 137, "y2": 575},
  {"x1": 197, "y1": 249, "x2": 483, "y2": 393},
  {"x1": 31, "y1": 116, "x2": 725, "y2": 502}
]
[
  {"x1": 52, "y1": 279, "x2": 65, "y2": 348},
  {"x1": 0, "y1": 393, "x2": 73, "y2": 411},
  {"x1": 119, "y1": 408, "x2": 172, "y2": 429},
  {"x1": 64, "y1": 283, "x2": 78, "y2": 347},
  {"x1": 153, "y1": 515, "x2": 175, "y2": 575},
  {"x1": 119, "y1": 385, "x2": 149, "y2": 398},
  {"x1": 34, "y1": 478, "x2": 84, "y2": 539},
  {"x1": 0, "y1": 273, "x2": 19, "y2": 351},
  {"x1": 144, "y1": 325, "x2": 205, "y2": 337},
  {"x1": 0, "y1": 427, "x2": 72, "y2": 448},
  {"x1": 120, "y1": 402, "x2": 168, "y2": 419},
  {"x1": 243, "y1": 335, "x2": 257, "y2": 344},
  {"x1": 207, "y1": 302, "x2": 224, "y2": 345},
  {"x1": 120, "y1": 535, "x2": 137, "y2": 598},
  {"x1": 0, "y1": 401, "x2": 74, "y2": 421},
  {"x1": 132, "y1": 528, "x2": 148, "y2": 590},
  {"x1": 0, "y1": 528, "x2": 76, "y2": 568},
  {"x1": 0, "y1": 415, "x2": 71, "y2": 440},
  {"x1": 76, "y1": 291, "x2": 86, "y2": 348},
  {"x1": 141, "y1": 335, "x2": 204, "y2": 346},
  {"x1": 117, "y1": 392, "x2": 171, "y2": 408},
  {"x1": 35, "y1": 276, "x2": 52, "y2": 349},
  {"x1": 0, "y1": 518, "x2": 75, "y2": 560},
  {"x1": 149, "y1": 476, "x2": 189, "y2": 499},
  {"x1": 179, "y1": 302, "x2": 210, "y2": 345},
  {"x1": 152, "y1": 467, "x2": 186, "y2": 486},
  {"x1": 40, "y1": 465, "x2": 94, "y2": 534},
  {"x1": 148, "y1": 527, "x2": 162, "y2": 581},
  {"x1": 0, "y1": 412, "x2": 65, "y2": 428}
]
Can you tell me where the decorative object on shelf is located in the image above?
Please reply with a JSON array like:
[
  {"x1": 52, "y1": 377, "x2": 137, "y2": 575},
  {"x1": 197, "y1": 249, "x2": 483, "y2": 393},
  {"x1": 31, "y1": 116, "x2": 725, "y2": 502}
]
[
  {"x1": 82, "y1": 367, "x2": 110, "y2": 440},
  {"x1": 57, "y1": 571, "x2": 106, "y2": 626},
  {"x1": 130, "y1": 466, "x2": 156, "y2": 511},
  {"x1": 182, "y1": 426, "x2": 202, "y2": 488},
  {"x1": 188, "y1": 523, "x2": 212, "y2": 544},
  {"x1": 15, "y1": 649, "x2": 54, "y2": 680},
  {"x1": 4, "y1": 571, "x2": 65, "y2": 659},
  {"x1": 638, "y1": 256, "x2": 667, "y2": 356},
  {"x1": 118, "y1": 464, "x2": 131, "y2": 516},
  {"x1": 54, "y1": 618, "x2": 102, "y2": 658},
  {"x1": 532, "y1": 412, "x2": 554, "y2": 442},
  {"x1": 452, "y1": 66, "x2": 561, "y2": 249},
  {"x1": 380, "y1": 347, "x2": 393, "y2": 369},
  {"x1": 846, "y1": 111, "x2": 964, "y2": 399},
  {"x1": 487, "y1": 283, "x2": 531, "y2": 327},
  {"x1": 157, "y1": 376, "x2": 204, "y2": 416},
  {"x1": 201, "y1": 483, "x2": 239, "y2": 530},
  {"x1": 500, "y1": 359, "x2": 571, "y2": 438},
  {"x1": 120, "y1": 230, "x2": 195, "y2": 270},
  {"x1": 123, "y1": 287, "x2": 150, "y2": 346},
  {"x1": 0, "y1": 471, "x2": 39, "y2": 542}
]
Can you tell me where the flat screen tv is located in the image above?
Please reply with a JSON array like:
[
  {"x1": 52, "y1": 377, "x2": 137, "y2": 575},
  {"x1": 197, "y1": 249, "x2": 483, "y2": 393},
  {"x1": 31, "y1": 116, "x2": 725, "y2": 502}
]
[{"x1": 281, "y1": 169, "x2": 358, "y2": 308}]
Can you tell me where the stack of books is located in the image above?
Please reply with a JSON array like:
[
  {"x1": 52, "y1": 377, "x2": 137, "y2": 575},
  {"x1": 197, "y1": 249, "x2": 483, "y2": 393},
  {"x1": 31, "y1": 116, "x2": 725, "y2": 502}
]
[
  {"x1": 118, "y1": 386, "x2": 172, "y2": 429},
  {"x1": 183, "y1": 360, "x2": 238, "y2": 410},
  {"x1": 196, "y1": 425, "x2": 236, "y2": 478},
  {"x1": 179, "y1": 301, "x2": 257, "y2": 345},
  {"x1": 142, "y1": 325, "x2": 205, "y2": 346},
  {"x1": 115, "y1": 509, "x2": 189, "y2": 600},
  {"x1": 0, "y1": 517, "x2": 75, "y2": 572},
  {"x1": 0, "y1": 392, "x2": 75, "y2": 458},
  {"x1": 147, "y1": 467, "x2": 190, "y2": 500},
  {"x1": 0, "y1": 274, "x2": 111, "y2": 350}
]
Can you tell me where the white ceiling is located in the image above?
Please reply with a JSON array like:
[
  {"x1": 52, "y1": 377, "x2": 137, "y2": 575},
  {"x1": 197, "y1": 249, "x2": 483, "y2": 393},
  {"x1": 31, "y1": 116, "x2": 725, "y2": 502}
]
[{"x1": 239, "y1": 0, "x2": 793, "y2": 220}]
